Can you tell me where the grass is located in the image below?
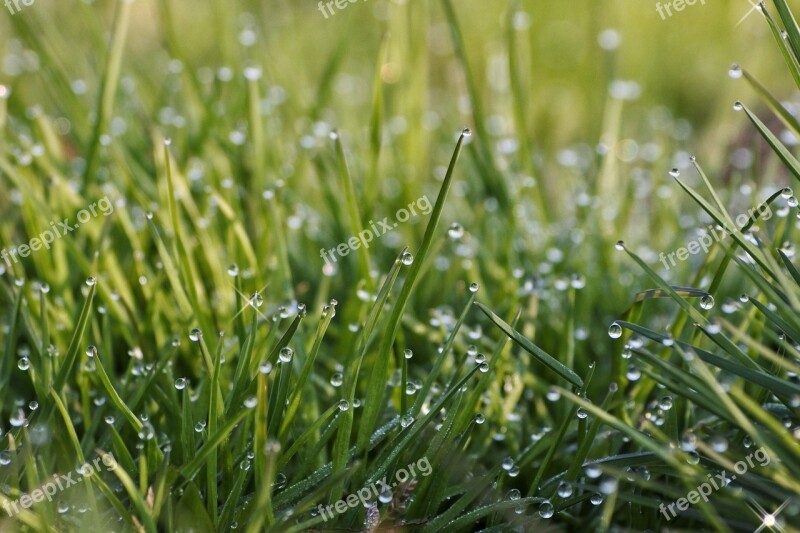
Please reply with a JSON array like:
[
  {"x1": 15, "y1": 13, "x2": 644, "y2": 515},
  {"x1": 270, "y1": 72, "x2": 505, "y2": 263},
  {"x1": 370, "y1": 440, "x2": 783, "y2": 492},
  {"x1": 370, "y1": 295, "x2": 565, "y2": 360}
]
[{"x1": 1, "y1": 0, "x2": 800, "y2": 531}]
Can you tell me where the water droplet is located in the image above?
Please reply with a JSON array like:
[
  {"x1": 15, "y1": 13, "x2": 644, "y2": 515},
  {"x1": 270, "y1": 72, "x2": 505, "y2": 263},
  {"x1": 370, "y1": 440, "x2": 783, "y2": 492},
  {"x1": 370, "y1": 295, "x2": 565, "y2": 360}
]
[
  {"x1": 739, "y1": 294, "x2": 750, "y2": 303},
  {"x1": 403, "y1": 349, "x2": 413, "y2": 360},
  {"x1": 175, "y1": 378, "x2": 188, "y2": 390},
  {"x1": 86, "y1": 276, "x2": 96, "y2": 286},
  {"x1": 590, "y1": 493, "x2": 604, "y2": 505},
  {"x1": 249, "y1": 292, "x2": 264, "y2": 308},
  {"x1": 711, "y1": 435, "x2": 728, "y2": 452},
  {"x1": 669, "y1": 168, "x2": 680, "y2": 178},
  {"x1": 782, "y1": 187, "x2": 794, "y2": 199},
  {"x1": 448, "y1": 223, "x2": 464, "y2": 239},
  {"x1": 680, "y1": 430, "x2": 698, "y2": 452},
  {"x1": 474, "y1": 413, "x2": 485, "y2": 424},
  {"x1": 405, "y1": 382, "x2": 417, "y2": 395},
  {"x1": 502, "y1": 457, "x2": 515, "y2": 471},
  {"x1": 728, "y1": 64, "x2": 743, "y2": 79},
  {"x1": 576, "y1": 408, "x2": 588, "y2": 419},
  {"x1": 659, "y1": 396, "x2": 673, "y2": 410},
  {"x1": 244, "y1": 396, "x2": 257, "y2": 408},
  {"x1": 189, "y1": 328, "x2": 202, "y2": 342},
  {"x1": 706, "y1": 319, "x2": 721, "y2": 334},
  {"x1": 508, "y1": 488, "x2": 521, "y2": 500},
  {"x1": 86, "y1": 345, "x2": 97, "y2": 358},
  {"x1": 137, "y1": 422, "x2": 155, "y2": 440},
  {"x1": 0, "y1": 451, "x2": 10, "y2": 466},
  {"x1": 700, "y1": 294, "x2": 715, "y2": 310},
  {"x1": 475, "y1": 353, "x2": 486, "y2": 364},
  {"x1": 330, "y1": 373, "x2": 344, "y2": 387},
  {"x1": 626, "y1": 365, "x2": 641, "y2": 381},
  {"x1": 608, "y1": 322, "x2": 623, "y2": 339},
  {"x1": 546, "y1": 387, "x2": 561, "y2": 402},
  {"x1": 105, "y1": 415, "x2": 115, "y2": 424},
  {"x1": 195, "y1": 420, "x2": 207, "y2": 433},
  {"x1": 400, "y1": 252, "x2": 414, "y2": 266},
  {"x1": 378, "y1": 488, "x2": 393, "y2": 503},
  {"x1": 279, "y1": 347, "x2": 294, "y2": 363},
  {"x1": 789, "y1": 196, "x2": 799, "y2": 207},
  {"x1": 469, "y1": 282, "x2": 480, "y2": 293},
  {"x1": 585, "y1": 463, "x2": 601, "y2": 478},
  {"x1": 733, "y1": 101, "x2": 743, "y2": 111},
  {"x1": 400, "y1": 414, "x2": 414, "y2": 428},
  {"x1": 478, "y1": 362, "x2": 490, "y2": 373},
  {"x1": 538, "y1": 500, "x2": 554, "y2": 519},
  {"x1": 227, "y1": 264, "x2": 239, "y2": 277},
  {"x1": 239, "y1": 459, "x2": 251, "y2": 471},
  {"x1": 338, "y1": 399, "x2": 349, "y2": 411},
  {"x1": 18, "y1": 357, "x2": 30, "y2": 371},
  {"x1": 259, "y1": 362, "x2": 273, "y2": 375},
  {"x1": 557, "y1": 481, "x2": 573, "y2": 498},
  {"x1": 686, "y1": 451, "x2": 700, "y2": 465},
  {"x1": 39, "y1": 283, "x2": 50, "y2": 294},
  {"x1": 614, "y1": 240, "x2": 625, "y2": 251},
  {"x1": 462, "y1": 127, "x2": 472, "y2": 137}
]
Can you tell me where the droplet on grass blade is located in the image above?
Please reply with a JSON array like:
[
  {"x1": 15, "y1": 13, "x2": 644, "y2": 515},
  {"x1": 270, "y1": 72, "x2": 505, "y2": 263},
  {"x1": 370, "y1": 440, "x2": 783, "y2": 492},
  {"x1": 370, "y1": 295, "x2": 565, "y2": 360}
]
[{"x1": 608, "y1": 322, "x2": 622, "y2": 339}]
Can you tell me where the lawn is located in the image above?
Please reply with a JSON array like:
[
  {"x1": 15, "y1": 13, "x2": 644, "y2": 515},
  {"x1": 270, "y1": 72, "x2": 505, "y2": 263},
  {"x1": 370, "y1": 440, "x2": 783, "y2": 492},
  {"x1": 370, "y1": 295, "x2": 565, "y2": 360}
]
[{"x1": 1, "y1": 0, "x2": 800, "y2": 531}]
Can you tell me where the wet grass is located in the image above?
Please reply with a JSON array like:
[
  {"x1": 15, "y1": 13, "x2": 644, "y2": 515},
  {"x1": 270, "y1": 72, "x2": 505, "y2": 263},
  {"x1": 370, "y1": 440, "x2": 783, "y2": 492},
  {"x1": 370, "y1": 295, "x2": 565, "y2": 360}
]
[{"x1": 0, "y1": 0, "x2": 800, "y2": 531}]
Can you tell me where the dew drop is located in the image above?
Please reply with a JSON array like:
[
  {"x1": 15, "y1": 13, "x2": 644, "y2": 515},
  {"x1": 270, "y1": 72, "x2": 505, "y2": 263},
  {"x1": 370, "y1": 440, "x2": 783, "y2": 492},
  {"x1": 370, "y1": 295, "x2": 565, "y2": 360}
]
[
  {"x1": 478, "y1": 362, "x2": 490, "y2": 373},
  {"x1": 227, "y1": 264, "x2": 239, "y2": 277},
  {"x1": 259, "y1": 362, "x2": 273, "y2": 375},
  {"x1": 502, "y1": 457, "x2": 515, "y2": 471},
  {"x1": 659, "y1": 396, "x2": 673, "y2": 410},
  {"x1": 557, "y1": 481, "x2": 573, "y2": 498},
  {"x1": 448, "y1": 223, "x2": 464, "y2": 240},
  {"x1": 576, "y1": 408, "x2": 588, "y2": 419},
  {"x1": 625, "y1": 365, "x2": 641, "y2": 381},
  {"x1": 608, "y1": 322, "x2": 623, "y2": 339},
  {"x1": 400, "y1": 414, "x2": 414, "y2": 428},
  {"x1": 175, "y1": 378, "x2": 188, "y2": 390},
  {"x1": 733, "y1": 101, "x2": 743, "y2": 111},
  {"x1": 461, "y1": 127, "x2": 472, "y2": 137},
  {"x1": 18, "y1": 357, "x2": 30, "y2": 371},
  {"x1": 194, "y1": 420, "x2": 207, "y2": 433},
  {"x1": 86, "y1": 276, "x2": 96, "y2": 286},
  {"x1": 538, "y1": 500, "x2": 554, "y2": 519},
  {"x1": 782, "y1": 187, "x2": 794, "y2": 199},
  {"x1": 400, "y1": 252, "x2": 414, "y2": 266},
  {"x1": 614, "y1": 240, "x2": 625, "y2": 251},
  {"x1": 699, "y1": 294, "x2": 715, "y2": 310},
  {"x1": 330, "y1": 373, "x2": 344, "y2": 387},
  {"x1": 474, "y1": 413, "x2": 485, "y2": 424},
  {"x1": 338, "y1": 399, "x2": 349, "y2": 411},
  {"x1": 244, "y1": 396, "x2": 257, "y2": 408},
  {"x1": 404, "y1": 349, "x2": 413, "y2": 360},
  {"x1": 105, "y1": 415, "x2": 116, "y2": 425},
  {"x1": 669, "y1": 168, "x2": 680, "y2": 178},
  {"x1": 279, "y1": 347, "x2": 294, "y2": 363},
  {"x1": 189, "y1": 328, "x2": 202, "y2": 342},
  {"x1": 728, "y1": 64, "x2": 743, "y2": 79},
  {"x1": 469, "y1": 282, "x2": 480, "y2": 293},
  {"x1": 508, "y1": 488, "x2": 521, "y2": 500},
  {"x1": 590, "y1": 493, "x2": 604, "y2": 505}
]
